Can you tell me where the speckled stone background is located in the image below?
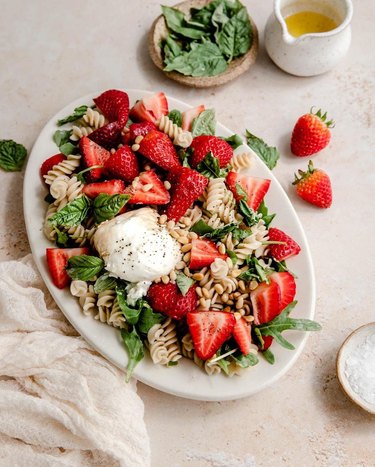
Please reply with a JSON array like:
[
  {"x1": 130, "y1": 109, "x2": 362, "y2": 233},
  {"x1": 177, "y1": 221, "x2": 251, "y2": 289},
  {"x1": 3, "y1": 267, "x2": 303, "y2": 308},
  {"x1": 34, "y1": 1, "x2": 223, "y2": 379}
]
[{"x1": 0, "y1": 0, "x2": 374, "y2": 465}]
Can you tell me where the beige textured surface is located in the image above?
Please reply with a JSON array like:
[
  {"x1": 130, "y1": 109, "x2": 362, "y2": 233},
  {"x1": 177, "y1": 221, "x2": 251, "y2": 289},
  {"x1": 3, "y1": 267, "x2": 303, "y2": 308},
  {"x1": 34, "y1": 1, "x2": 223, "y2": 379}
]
[{"x1": 0, "y1": 0, "x2": 374, "y2": 465}]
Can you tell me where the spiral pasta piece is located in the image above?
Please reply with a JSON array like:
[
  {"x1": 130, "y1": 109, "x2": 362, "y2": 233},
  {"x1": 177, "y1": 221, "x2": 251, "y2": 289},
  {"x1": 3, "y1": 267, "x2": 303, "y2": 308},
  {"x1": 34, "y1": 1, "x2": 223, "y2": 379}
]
[
  {"x1": 43, "y1": 203, "x2": 58, "y2": 241},
  {"x1": 70, "y1": 125, "x2": 94, "y2": 141},
  {"x1": 82, "y1": 108, "x2": 107, "y2": 128},
  {"x1": 78, "y1": 285, "x2": 98, "y2": 316},
  {"x1": 44, "y1": 154, "x2": 81, "y2": 185},
  {"x1": 70, "y1": 280, "x2": 88, "y2": 297},
  {"x1": 230, "y1": 152, "x2": 253, "y2": 172},
  {"x1": 155, "y1": 115, "x2": 192, "y2": 148},
  {"x1": 147, "y1": 318, "x2": 181, "y2": 365},
  {"x1": 210, "y1": 258, "x2": 229, "y2": 280}
]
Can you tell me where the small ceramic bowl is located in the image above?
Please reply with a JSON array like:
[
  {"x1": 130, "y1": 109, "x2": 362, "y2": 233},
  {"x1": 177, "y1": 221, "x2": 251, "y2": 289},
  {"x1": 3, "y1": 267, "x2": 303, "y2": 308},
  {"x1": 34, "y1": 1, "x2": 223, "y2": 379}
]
[
  {"x1": 336, "y1": 322, "x2": 375, "y2": 415},
  {"x1": 148, "y1": 0, "x2": 258, "y2": 88}
]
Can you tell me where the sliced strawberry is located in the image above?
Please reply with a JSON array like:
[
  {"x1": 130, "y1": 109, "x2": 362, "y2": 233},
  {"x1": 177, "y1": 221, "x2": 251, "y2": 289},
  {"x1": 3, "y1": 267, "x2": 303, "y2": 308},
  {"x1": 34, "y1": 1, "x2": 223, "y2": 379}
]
[
  {"x1": 40, "y1": 153, "x2": 66, "y2": 179},
  {"x1": 147, "y1": 283, "x2": 197, "y2": 320},
  {"x1": 268, "y1": 228, "x2": 301, "y2": 261},
  {"x1": 181, "y1": 105, "x2": 205, "y2": 131},
  {"x1": 232, "y1": 317, "x2": 252, "y2": 355},
  {"x1": 269, "y1": 271, "x2": 296, "y2": 312},
  {"x1": 88, "y1": 121, "x2": 122, "y2": 149},
  {"x1": 129, "y1": 92, "x2": 168, "y2": 123},
  {"x1": 103, "y1": 145, "x2": 139, "y2": 182},
  {"x1": 262, "y1": 335, "x2": 274, "y2": 351},
  {"x1": 165, "y1": 167, "x2": 208, "y2": 222},
  {"x1": 226, "y1": 171, "x2": 271, "y2": 211},
  {"x1": 189, "y1": 238, "x2": 227, "y2": 270},
  {"x1": 251, "y1": 281, "x2": 281, "y2": 325},
  {"x1": 128, "y1": 122, "x2": 157, "y2": 142},
  {"x1": 79, "y1": 136, "x2": 111, "y2": 182},
  {"x1": 137, "y1": 130, "x2": 180, "y2": 170},
  {"x1": 125, "y1": 170, "x2": 170, "y2": 205},
  {"x1": 187, "y1": 311, "x2": 236, "y2": 360},
  {"x1": 189, "y1": 135, "x2": 233, "y2": 168},
  {"x1": 82, "y1": 180, "x2": 125, "y2": 198},
  {"x1": 46, "y1": 247, "x2": 89, "y2": 289},
  {"x1": 93, "y1": 89, "x2": 129, "y2": 125}
]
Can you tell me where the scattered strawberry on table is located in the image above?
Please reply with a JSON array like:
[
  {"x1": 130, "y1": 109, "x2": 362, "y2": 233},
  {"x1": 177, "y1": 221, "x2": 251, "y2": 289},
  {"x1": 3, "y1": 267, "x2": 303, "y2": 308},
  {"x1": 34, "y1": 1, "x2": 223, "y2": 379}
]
[
  {"x1": 293, "y1": 160, "x2": 333, "y2": 208},
  {"x1": 40, "y1": 88, "x2": 321, "y2": 380}
]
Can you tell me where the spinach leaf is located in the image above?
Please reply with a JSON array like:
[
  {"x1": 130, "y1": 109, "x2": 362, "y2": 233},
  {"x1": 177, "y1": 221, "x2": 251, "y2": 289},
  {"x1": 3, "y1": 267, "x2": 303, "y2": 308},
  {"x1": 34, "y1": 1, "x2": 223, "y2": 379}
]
[
  {"x1": 57, "y1": 105, "x2": 88, "y2": 126},
  {"x1": 191, "y1": 109, "x2": 216, "y2": 137},
  {"x1": 163, "y1": 35, "x2": 183, "y2": 64},
  {"x1": 94, "y1": 272, "x2": 117, "y2": 293},
  {"x1": 0, "y1": 140, "x2": 27, "y2": 172},
  {"x1": 161, "y1": 6, "x2": 205, "y2": 40},
  {"x1": 196, "y1": 152, "x2": 229, "y2": 179},
  {"x1": 137, "y1": 303, "x2": 165, "y2": 336},
  {"x1": 116, "y1": 285, "x2": 143, "y2": 325},
  {"x1": 217, "y1": 7, "x2": 252, "y2": 60},
  {"x1": 164, "y1": 41, "x2": 227, "y2": 77},
  {"x1": 66, "y1": 255, "x2": 104, "y2": 281},
  {"x1": 93, "y1": 193, "x2": 130, "y2": 224},
  {"x1": 168, "y1": 109, "x2": 183, "y2": 127},
  {"x1": 121, "y1": 327, "x2": 145, "y2": 382},
  {"x1": 48, "y1": 195, "x2": 91, "y2": 228},
  {"x1": 245, "y1": 130, "x2": 280, "y2": 170},
  {"x1": 176, "y1": 272, "x2": 195, "y2": 296}
]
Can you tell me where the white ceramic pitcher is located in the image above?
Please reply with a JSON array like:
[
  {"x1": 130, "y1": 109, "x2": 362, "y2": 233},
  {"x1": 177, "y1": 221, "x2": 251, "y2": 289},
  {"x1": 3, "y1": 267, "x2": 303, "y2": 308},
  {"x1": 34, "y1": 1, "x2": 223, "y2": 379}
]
[{"x1": 264, "y1": 0, "x2": 353, "y2": 76}]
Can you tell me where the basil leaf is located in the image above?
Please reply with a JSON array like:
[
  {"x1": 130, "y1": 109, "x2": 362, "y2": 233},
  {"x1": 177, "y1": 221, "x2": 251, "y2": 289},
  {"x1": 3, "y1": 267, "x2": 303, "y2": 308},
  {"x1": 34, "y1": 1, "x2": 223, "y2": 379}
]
[
  {"x1": 257, "y1": 200, "x2": 275, "y2": 228},
  {"x1": 245, "y1": 130, "x2": 280, "y2": 170},
  {"x1": 176, "y1": 272, "x2": 195, "y2": 296},
  {"x1": 168, "y1": 109, "x2": 183, "y2": 127},
  {"x1": 231, "y1": 351, "x2": 258, "y2": 368},
  {"x1": 161, "y1": 6, "x2": 205, "y2": 40},
  {"x1": 59, "y1": 142, "x2": 77, "y2": 156},
  {"x1": 203, "y1": 222, "x2": 239, "y2": 241},
  {"x1": 53, "y1": 129, "x2": 72, "y2": 148},
  {"x1": 164, "y1": 41, "x2": 227, "y2": 77},
  {"x1": 66, "y1": 255, "x2": 104, "y2": 281},
  {"x1": 163, "y1": 35, "x2": 183, "y2": 64},
  {"x1": 238, "y1": 199, "x2": 261, "y2": 227},
  {"x1": 94, "y1": 273, "x2": 117, "y2": 293},
  {"x1": 54, "y1": 228, "x2": 69, "y2": 248},
  {"x1": 137, "y1": 302, "x2": 165, "y2": 336},
  {"x1": 116, "y1": 285, "x2": 143, "y2": 325},
  {"x1": 57, "y1": 105, "x2": 89, "y2": 126},
  {"x1": 191, "y1": 109, "x2": 216, "y2": 137},
  {"x1": 256, "y1": 301, "x2": 322, "y2": 350},
  {"x1": 48, "y1": 195, "x2": 91, "y2": 228},
  {"x1": 0, "y1": 140, "x2": 27, "y2": 172},
  {"x1": 196, "y1": 152, "x2": 229, "y2": 179},
  {"x1": 225, "y1": 134, "x2": 243, "y2": 150},
  {"x1": 190, "y1": 219, "x2": 214, "y2": 236},
  {"x1": 239, "y1": 257, "x2": 272, "y2": 283},
  {"x1": 226, "y1": 250, "x2": 238, "y2": 265},
  {"x1": 121, "y1": 327, "x2": 145, "y2": 383},
  {"x1": 93, "y1": 193, "x2": 130, "y2": 224},
  {"x1": 262, "y1": 349, "x2": 275, "y2": 364},
  {"x1": 217, "y1": 7, "x2": 252, "y2": 61},
  {"x1": 212, "y1": 2, "x2": 230, "y2": 31}
]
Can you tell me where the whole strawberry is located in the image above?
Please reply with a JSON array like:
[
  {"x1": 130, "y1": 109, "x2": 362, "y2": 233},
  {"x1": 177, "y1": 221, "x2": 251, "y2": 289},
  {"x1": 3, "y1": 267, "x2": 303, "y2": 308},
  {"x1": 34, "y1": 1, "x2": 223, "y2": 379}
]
[
  {"x1": 293, "y1": 160, "x2": 332, "y2": 208},
  {"x1": 147, "y1": 282, "x2": 197, "y2": 320},
  {"x1": 291, "y1": 109, "x2": 333, "y2": 157}
]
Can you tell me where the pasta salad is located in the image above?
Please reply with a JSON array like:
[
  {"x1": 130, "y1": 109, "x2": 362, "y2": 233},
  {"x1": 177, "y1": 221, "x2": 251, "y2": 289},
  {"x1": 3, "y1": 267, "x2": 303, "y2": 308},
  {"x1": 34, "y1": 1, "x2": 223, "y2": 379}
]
[{"x1": 41, "y1": 89, "x2": 320, "y2": 380}]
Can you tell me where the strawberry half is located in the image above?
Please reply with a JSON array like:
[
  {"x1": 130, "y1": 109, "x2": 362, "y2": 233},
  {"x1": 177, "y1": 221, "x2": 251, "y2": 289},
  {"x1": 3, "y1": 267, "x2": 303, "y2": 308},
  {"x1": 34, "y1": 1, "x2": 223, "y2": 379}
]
[
  {"x1": 291, "y1": 109, "x2": 333, "y2": 157},
  {"x1": 268, "y1": 228, "x2": 301, "y2": 261},
  {"x1": 125, "y1": 170, "x2": 170, "y2": 205},
  {"x1": 82, "y1": 180, "x2": 125, "y2": 198},
  {"x1": 40, "y1": 153, "x2": 66, "y2": 179},
  {"x1": 104, "y1": 145, "x2": 139, "y2": 182},
  {"x1": 88, "y1": 121, "x2": 122, "y2": 150},
  {"x1": 46, "y1": 247, "x2": 89, "y2": 289},
  {"x1": 187, "y1": 310, "x2": 236, "y2": 360},
  {"x1": 127, "y1": 121, "x2": 157, "y2": 143},
  {"x1": 269, "y1": 271, "x2": 296, "y2": 312},
  {"x1": 137, "y1": 130, "x2": 180, "y2": 170},
  {"x1": 79, "y1": 136, "x2": 111, "y2": 182},
  {"x1": 189, "y1": 135, "x2": 233, "y2": 168},
  {"x1": 226, "y1": 171, "x2": 271, "y2": 211},
  {"x1": 181, "y1": 105, "x2": 205, "y2": 131},
  {"x1": 93, "y1": 89, "x2": 129, "y2": 125},
  {"x1": 129, "y1": 92, "x2": 168, "y2": 123},
  {"x1": 293, "y1": 160, "x2": 332, "y2": 208},
  {"x1": 232, "y1": 317, "x2": 252, "y2": 355},
  {"x1": 261, "y1": 335, "x2": 274, "y2": 351},
  {"x1": 165, "y1": 167, "x2": 208, "y2": 222},
  {"x1": 189, "y1": 238, "x2": 227, "y2": 270},
  {"x1": 251, "y1": 280, "x2": 281, "y2": 325},
  {"x1": 147, "y1": 283, "x2": 197, "y2": 320}
]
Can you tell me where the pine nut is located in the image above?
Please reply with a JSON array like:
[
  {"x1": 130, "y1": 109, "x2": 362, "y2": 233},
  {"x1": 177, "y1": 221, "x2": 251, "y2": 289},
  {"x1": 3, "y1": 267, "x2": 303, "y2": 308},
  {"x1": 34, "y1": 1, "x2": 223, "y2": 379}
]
[
  {"x1": 250, "y1": 280, "x2": 258, "y2": 290},
  {"x1": 192, "y1": 273, "x2": 204, "y2": 281},
  {"x1": 169, "y1": 270, "x2": 177, "y2": 281},
  {"x1": 142, "y1": 183, "x2": 153, "y2": 192},
  {"x1": 199, "y1": 297, "x2": 207, "y2": 307},
  {"x1": 231, "y1": 269, "x2": 242, "y2": 278},
  {"x1": 221, "y1": 292, "x2": 229, "y2": 303},
  {"x1": 131, "y1": 143, "x2": 140, "y2": 151},
  {"x1": 236, "y1": 297, "x2": 244, "y2": 309},
  {"x1": 189, "y1": 232, "x2": 198, "y2": 239},
  {"x1": 218, "y1": 244, "x2": 226, "y2": 255},
  {"x1": 135, "y1": 135, "x2": 144, "y2": 144},
  {"x1": 110, "y1": 148, "x2": 116, "y2": 154},
  {"x1": 170, "y1": 230, "x2": 180, "y2": 239},
  {"x1": 214, "y1": 283, "x2": 224, "y2": 295},
  {"x1": 167, "y1": 220, "x2": 175, "y2": 230},
  {"x1": 161, "y1": 275, "x2": 170, "y2": 284},
  {"x1": 183, "y1": 217, "x2": 192, "y2": 227},
  {"x1": 144, "y1": 164, "x2": 151, "y2": 171},
  {"x1": 234, "y1": 312, "x2": 242, "y2": 321},
  {"x1": 183, "y1": 267, "x2": 191, "y2": 276},
  {"x1": 238, "y1": 280, "x2": 246, "y2": 292},
  {"x1": 178, "y1": 237, "x2": 189, "y2": 245},
  {"x1": 202, "y1": 288, "x2": 211, "y2": 299},
  {"x1": 181, "y1": 243, "x2": 192, "y2": 253},
  {"x1": 227, "y1": 299, "x2": 234, "y2": 305},
  {"x1": 176, "y1": 261, "x2": 186, "y2": 270},
  {"x1": 183, "y1": 252, "x2": 191, "y2": 262},
  {"x1": 164, "y1": 180, "x2": 171, "y2": 190},
  {"x1": 159, "y1": 214, "x2": 168, "y2": 225},
  {"x1": 196, "y1": 287, "x2": 203, "y2": 297}
]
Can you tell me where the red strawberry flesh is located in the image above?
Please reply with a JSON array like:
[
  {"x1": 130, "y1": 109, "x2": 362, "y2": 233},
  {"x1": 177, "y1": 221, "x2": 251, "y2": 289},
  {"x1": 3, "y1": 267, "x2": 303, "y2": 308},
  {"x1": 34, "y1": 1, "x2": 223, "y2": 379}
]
[
  {"x1": 190, "y1": 135, "x2": 233, "y2": 168},
  {"x1": 82, "y1": 180, "x2": 125, "y2": 198},
  {"x1": 104, "y1": 145, "x2": 139, "y2": 182},
  {"x1": 46, "y1": 247, "x2": 89, "y2": 289},
  {"x1": 268, "y1": 227, "x2": 301, "y2": 261},
  {"x1": 93, "y1": 89, "x2": 129, "y2": 125},
  {"x1": 40, "y1": 153, "x2": 66, "y2": 179},
  {"x1": 181, "y1": 105, "x2": 205, "y2": 131},
  {"x1": 226, "y1": 171, "x2": 271, "y2": 211},
  {"x1": 88, "y1": 121, "x2": 122, "y2": 150},
  {"x1": 189, "y1": 238, "x2": 227, "y2": 270},
  {"x1": 147, "y1": 283, "x2": 197, "y2": 320},
  {"x1": 269, "y1": 271, "x2": 296, "y2": 312},
  {"x1": 129, "y1": 92, "x2": 168, "y2": 123},
  {"x1": 251, "y1": 281, "x2": 281, "y2": 325},
  {"x1": 232, "y1": 317, "x2": 252, "y2": 355},
  {"x1": 138, "y1": 130, "x2": 180, "y2": 170},
  {"x1": 79, "y1": 136, "x2": 111, "y2": 182},
  {"x1": 125, "y1": 170, "x2": 170, "y2": 205}
]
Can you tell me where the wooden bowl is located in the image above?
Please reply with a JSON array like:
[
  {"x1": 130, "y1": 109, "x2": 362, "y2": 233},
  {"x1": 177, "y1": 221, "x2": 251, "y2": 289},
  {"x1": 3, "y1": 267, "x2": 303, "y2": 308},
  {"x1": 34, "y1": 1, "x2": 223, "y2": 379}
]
[{"x1": 148, "y1": 0, "x2": 258, "y2": 88}]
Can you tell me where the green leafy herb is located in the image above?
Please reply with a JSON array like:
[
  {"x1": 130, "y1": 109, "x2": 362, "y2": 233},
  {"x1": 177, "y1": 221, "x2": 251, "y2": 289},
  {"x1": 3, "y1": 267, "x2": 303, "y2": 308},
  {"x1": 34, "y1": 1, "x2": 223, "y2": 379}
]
[
  {"x1": 121, "y1": 327, "x2": 145, "y2": 382},
  {"x1": 237, "y1": 199, "x2": 261, "y2": 227},
  {"x1": 54, "y1": 228, "x2": 69, "y2": 248},
  {"x1": 163, "y1": 36, "x2": 183, "y2": 64},
  {"x1": 190, "y1": 219, "x2": 215, "y2": 236},
  {"x1": 203, "y1": 223, "x2": 240, "y2": 241},
  {"x1": 226, "y1": 250, "x2": 238, "y2": 265},
  {"x1": 231, "y1": 351, "x2": 259, "y2": 368},
  {"x1": 225, "y1": 134, "x2": 243, "y2": 150},
  {"x1": 245, "y1": 130, "x2": 280, "y2": 170},
  {"x1": 116, "y1": 285, "x2": 143, "y2": 325},
  {"x1": 176, "y1": 272, "x2": 195, "y2": 296},
  {"x1": 93, "y1": 193, "x2": 130, "y2": 224},
  {"x1": 262, "y1": 349, "x2": 275, "y2": 364},
  {"x1": 161, "y1": 6, "x2": 205, "y2": 40},
  {"x1": 94, "y1": 273, "x2": 117, "y2": 294},
  {"x1": 257, "y1": 200, "x2": 275, "y2": 228},
  {"x1": 191, "y1": 109, "x2": 216, "y2": 137},
  {"x1": 164, "y1": 41, "x2": 227, "y2": 77},
  {"x1": 239, "y1": 257, "x2": 272, "y2": 283},
  {"x1": 137, "y1": 304, "x2": 165, "y2": 336},
  {"x1": 256, "y1": 301, "x2": 322, "y2": 350},
  {"x1": 60, "y1": 142, "x2": 77, "y2": 156},
  {"x1": 168, "y1": 109, "x2": 183, "y2": 127},
  {"x1": 57, "y1": 105, "x2": 89, "y2": 126},
  {"x1": 217, "y1": 7, "x2": 252, "y2": 60},
  {"x1": 196, "y1": 152, "x2": 229, "y2": 179},
  {"x1": 48, "y1": 195, "x2": 91, "y2": 228},
  {"x1": 66, "y1": 255, "x2": 104, "y2": 281},
  {"x1": 52, "y1": 129, "x2": 78, "y2": 155},
  {"x1": 0, "y1": 140, "x2": 27, "y2": 172}
]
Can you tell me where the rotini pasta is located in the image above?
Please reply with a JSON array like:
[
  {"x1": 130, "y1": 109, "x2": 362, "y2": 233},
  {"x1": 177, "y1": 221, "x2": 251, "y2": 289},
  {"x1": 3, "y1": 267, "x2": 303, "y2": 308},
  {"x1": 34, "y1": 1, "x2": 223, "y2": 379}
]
[
  {"x1": 155, "y1": 115, "x2": 192, "y2": 148},
  {"x1": 230, "y1": 152, "x2": 253, "y2": 172},
  {"x1": 43, "y1": 154, "x2": 81, "y2": 185},
  {"x1": 147, "y1": 318, "x2": 181, "y2": 365}
]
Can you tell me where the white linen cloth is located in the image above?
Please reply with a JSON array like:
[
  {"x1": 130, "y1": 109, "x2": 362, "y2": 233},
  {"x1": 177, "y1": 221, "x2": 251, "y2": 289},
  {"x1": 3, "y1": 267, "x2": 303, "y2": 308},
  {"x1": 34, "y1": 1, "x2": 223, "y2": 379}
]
[{"x1": 0, "y1": 255, "x2": 150, "y2": 467}]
